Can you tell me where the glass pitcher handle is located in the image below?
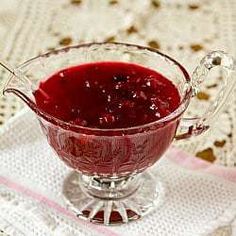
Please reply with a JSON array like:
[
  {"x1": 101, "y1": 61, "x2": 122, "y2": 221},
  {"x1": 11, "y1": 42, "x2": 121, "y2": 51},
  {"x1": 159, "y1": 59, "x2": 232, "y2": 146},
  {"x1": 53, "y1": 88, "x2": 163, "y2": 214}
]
[{"x1": 175, "y1": 51, "x2": 236, "y2": 140}]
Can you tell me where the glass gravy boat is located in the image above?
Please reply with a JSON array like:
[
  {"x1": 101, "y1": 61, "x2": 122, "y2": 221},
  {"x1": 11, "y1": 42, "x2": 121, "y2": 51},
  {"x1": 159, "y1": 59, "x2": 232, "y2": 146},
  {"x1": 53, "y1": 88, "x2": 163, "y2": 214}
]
[{"x1": 1, "y1": 43, "x2": 235, "y2": 225}]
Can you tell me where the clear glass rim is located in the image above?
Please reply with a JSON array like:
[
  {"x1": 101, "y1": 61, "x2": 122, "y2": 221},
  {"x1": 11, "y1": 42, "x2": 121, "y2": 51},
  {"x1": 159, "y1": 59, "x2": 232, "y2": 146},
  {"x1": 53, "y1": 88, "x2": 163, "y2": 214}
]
[{"x1": 17, "y1": 42, "x2": 192, "y2": 134}]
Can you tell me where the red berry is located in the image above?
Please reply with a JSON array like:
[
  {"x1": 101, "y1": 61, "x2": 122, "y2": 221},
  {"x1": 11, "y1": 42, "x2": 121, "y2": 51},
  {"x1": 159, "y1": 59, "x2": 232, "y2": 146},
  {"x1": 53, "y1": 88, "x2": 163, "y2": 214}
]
[
  {"x1": 119, "y1": 100, "x2": 135, "y2": 109},
  {"x1": 70, "y1": 118, "x2": 88, "y2": 126},
  {"x1": 113, "y1": 74, "x2": 128, "y2": 82},
  {"x1": 99, "y1": 113, "x2": 116, "y2": 126},
  {"x1": 132, "y1": 90, "x2": 147, "y2": 100}
]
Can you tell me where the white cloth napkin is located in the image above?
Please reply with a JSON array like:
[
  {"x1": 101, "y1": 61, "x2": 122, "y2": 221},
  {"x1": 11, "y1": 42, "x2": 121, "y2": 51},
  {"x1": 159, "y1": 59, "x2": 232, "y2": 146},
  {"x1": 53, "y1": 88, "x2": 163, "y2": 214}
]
[{"x1": 0, "y1": 109, "x2": 236, "y2": 236}]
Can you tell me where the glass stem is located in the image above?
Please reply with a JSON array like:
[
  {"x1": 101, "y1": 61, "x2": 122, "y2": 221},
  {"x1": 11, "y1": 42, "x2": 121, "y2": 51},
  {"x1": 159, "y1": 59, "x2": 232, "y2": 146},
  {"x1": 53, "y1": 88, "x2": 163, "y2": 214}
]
[{"x1": 79, "y1": 173, "x2": 142, "y2": 200}]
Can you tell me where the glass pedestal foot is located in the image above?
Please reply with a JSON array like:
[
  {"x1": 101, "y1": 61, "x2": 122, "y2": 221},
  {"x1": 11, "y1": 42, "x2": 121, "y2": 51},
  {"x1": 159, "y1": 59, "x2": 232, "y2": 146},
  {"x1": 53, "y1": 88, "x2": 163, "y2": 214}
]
[{"x1": 63, "y1": 171, "x2": 165, "y2": 225}]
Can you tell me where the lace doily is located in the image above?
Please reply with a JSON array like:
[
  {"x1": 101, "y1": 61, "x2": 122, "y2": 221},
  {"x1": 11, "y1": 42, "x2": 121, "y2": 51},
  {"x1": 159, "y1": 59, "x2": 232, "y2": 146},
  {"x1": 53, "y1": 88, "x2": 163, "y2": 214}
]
[
  {"x1": 0, "y1": 0, "x2": 236, "y2": 166},
  {"x1": 0, "y1": 0, "x2": 236, "y2": 235}
]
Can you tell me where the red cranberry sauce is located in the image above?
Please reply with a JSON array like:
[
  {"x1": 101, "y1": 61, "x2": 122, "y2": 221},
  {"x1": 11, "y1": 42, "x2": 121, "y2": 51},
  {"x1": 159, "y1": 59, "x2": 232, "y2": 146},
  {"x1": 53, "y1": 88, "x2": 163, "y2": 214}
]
[
  {"x1": 34, "y1": 62, "x2": 180, "y2": 129},
  {"x1": 34, "y1": 62, "x2": 181, "y2": 176}
]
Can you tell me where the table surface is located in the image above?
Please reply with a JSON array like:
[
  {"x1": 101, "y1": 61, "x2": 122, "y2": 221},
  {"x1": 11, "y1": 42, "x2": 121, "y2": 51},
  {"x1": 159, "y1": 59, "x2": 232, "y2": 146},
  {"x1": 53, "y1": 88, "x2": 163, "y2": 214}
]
[{"x1": 0, "y1": 0, "x2": 235, "y2": 235}]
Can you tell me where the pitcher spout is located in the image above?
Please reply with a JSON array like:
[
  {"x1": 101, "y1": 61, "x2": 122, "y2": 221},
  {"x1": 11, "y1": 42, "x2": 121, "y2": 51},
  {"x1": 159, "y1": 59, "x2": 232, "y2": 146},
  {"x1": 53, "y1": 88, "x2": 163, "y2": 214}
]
[{"x1": 1, "y1": 61, "x2": 37, "y2": 112}]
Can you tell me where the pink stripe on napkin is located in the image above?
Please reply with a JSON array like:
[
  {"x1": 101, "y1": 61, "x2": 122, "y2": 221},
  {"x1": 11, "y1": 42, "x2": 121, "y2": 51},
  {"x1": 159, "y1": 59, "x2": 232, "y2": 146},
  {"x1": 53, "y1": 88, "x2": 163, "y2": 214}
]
[
  {"x1": 167, "y1": 146, "x2": 236, "y2": 183},
  {"x1": 1, "y1": 146, "x2": 236, "y2": 236},
  {"x1": 0, "y1": 176, "x2": 120, "y2": 236}
]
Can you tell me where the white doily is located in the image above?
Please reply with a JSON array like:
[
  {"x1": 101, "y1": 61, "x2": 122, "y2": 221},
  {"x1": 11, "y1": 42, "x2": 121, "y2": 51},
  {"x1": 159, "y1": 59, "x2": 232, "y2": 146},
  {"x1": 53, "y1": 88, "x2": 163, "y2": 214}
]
[
  {"x1": 0, "y1": 0, "x2": 236, "y2": 235},
  {"x1": 0, "y1": 109, "x2": 236, "y2": 236},
  {"x1": 0, "y1": 0, "x2": 236, "y2": 166}
]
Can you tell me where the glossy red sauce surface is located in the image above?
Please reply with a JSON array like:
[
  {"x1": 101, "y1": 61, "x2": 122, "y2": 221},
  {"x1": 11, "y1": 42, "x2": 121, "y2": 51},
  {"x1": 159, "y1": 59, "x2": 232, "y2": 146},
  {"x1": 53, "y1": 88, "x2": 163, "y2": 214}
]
[{"x1": 34, "y1": 62, "x2": 180, "y2": 129}]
